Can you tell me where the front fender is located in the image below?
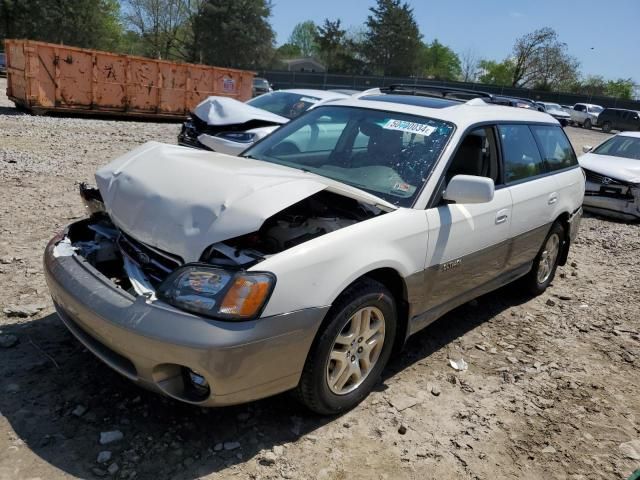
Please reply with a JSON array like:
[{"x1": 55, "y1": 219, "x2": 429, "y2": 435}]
[{"x1": 254, "y1": 208, "x2": 429, "y2": 317}]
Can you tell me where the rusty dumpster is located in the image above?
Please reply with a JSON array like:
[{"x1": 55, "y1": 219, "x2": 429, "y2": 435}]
[{"x1": 4, "y1": 39, "x2": 254, "y2": 119}]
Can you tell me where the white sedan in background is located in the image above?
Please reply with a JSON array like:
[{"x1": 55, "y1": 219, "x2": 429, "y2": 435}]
[
  {"x1": 178, "y1": 89, "x2": 349, "y2": 155},
  {"x1": 579, "y1": 131, "x2": 640, "y2": 220}
]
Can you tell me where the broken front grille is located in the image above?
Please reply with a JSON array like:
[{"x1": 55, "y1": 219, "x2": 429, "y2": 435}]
[
  {"x1": 117, "y1": 232, "x2": 182, "y2": 287},
  {"x1": 584, "y1": 169, "x2": 628, "y2": 186}
]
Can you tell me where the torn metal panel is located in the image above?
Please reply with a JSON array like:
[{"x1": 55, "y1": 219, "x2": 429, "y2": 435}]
[{"x1": 193, "y1": 96, "x2": 288, "y2": 126}]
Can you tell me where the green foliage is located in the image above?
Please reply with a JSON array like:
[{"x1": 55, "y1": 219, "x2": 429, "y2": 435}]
[
  {"x1": 420, "y1": 39, "x2": 461, "y2": 80},
  {"x1": 314, "y1": 18, "x2": 365, "y2": 73},
  {"x1": 605, "y1": 78, "x2": 634, "y2": 100},
  {"x1": 288, "y1": 20, "x2": 317, "y2": 57},
  {"x1": 478, "y1": 59, "x2": 515, "y2": 86},
  {"x1": 276, "y1": 43, "x2": 302, "y2": 59},
  {"x1": 0, "y1": 0, "x2": 124, "y2": 50},
  {"x1": 192, "y1": 0, "x2": 275, "y2": 69},
  {"x1": 363, "y1": 0, "x2": 422, "y2": 76}
]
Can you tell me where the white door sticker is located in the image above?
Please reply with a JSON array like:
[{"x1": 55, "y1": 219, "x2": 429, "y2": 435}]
[{"x1": 383, "y1": 119, "x2": 437, "y2": 136}]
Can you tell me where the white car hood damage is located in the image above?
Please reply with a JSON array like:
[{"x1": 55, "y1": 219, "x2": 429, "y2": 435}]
[
  {"x1": 579, "y1": 153, "x2": 640, "y2": 183},
  {"x1": 193, "y1": 96, "x2": 288, "y2": 126},
  {"x1": 95, "y1": 142, "x2": 394, "y2": 262}
]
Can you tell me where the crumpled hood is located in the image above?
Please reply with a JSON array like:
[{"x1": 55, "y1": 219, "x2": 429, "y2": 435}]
[
  {"x1": 193, "y1": 96, "x2": 288, "y2": 126},
  {"x1": 579, "y1": 153, "x2": 640, "y2": 183},
  {"x1": 95, "y1": 142, "x2": 327, "y2": 262}
]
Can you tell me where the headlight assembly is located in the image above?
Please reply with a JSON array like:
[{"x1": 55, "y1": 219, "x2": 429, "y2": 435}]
[
  {"x1": 216, "y1": 131, "x2": 258, "y2": 143},
  {"x1": 157, "y1": 265, "x2": 275, "y2": 320}
]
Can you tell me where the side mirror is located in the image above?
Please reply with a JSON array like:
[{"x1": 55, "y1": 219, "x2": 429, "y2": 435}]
[
  {"x1": 443, "y1": 175, "x2": 494, "y2": 204},
  {"x1": 582, "y1": 145, "x2": 593, "y2": 153}
]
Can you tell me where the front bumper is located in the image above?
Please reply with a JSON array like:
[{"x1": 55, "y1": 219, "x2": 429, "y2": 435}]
[
  {"x1": 583, "y1": 181, "x2": 640, "y2": 220},
  {"x1": 44, "y1": 234, "x2": 328, "y2": 406}
]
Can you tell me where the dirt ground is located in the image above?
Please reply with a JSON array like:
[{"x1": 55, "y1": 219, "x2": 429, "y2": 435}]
[{"x1": 0, "y1": 77, "x2": 638, "y2": 480}]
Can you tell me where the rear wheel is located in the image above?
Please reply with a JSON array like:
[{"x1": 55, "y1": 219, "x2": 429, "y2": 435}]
[
  {"x1": 522, "y1": 222, "x2": 565, "y2": 295},
  {"x1": 602, "y1": 121, "x2": 612, "y2": 133},
  {"x1": 583, "y1": 118, "x2": 592, "y2": 129},
  {"x1": 296, "y1": 278, "x2": 397, "y2": 415}
]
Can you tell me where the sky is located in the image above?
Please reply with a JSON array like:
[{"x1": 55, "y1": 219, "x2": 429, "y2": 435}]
[{"x1": 270, "y1": 0, "x2": 640, "y2": 82}]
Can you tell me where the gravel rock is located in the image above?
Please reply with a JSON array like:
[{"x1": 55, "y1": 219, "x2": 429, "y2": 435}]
[
  {"x1": 6, "y1": 383, "x2": 19, "y2": 393},
  {"x1": 213, "y1": 443, "x2": 223, "y2": 451},
  {"x1": 97, "y1": 451, "x2": 112, "y2": 464},
  {"x1": 72, "y1": 405, "x2": 87, "y2": 417},
  {"x1": 223, "y1": 441, "x2": 240, "y2": 451},
  {"x1": 0, "y1": 333, "x2": 18, "y2": 348},
  {"x1": 99, "y1": 431, "x2": 124, "y2": 445},
  {"x1": 259, "y1": 451, "x2": 278, "y2": 466},
  {"x1": 273, "y1": 445, "x2": 285, "y2": 456},
  {"x1": 541, "y1": 446, "x2": 556, "y2": 454},
  {"x1": 545, "y1": 299, "x2": 556, "y2": 307},
  {"x1": 431, "y1": 385, "x2": 441, "y2": 397},
  {"x1": 107, "y1": 463, "x2": 119, "y2": 475},
  {"x1": 397, "y1": 425, "x2": 407, "y2": 435},
  {"x1": 619, "y1": 440, "x2": 640, "y2": 460},
  {"x1": 3, "y1": 303, "x2": 46, "y2": 317}
]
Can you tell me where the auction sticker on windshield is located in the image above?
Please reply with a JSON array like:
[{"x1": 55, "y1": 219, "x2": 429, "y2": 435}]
[{"x1": 383, "y1": 119, "x2": 437, "y2": 136}]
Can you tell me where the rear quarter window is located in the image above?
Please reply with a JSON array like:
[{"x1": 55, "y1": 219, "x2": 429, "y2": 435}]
[{"x1": 530, "y1": 126, "x2": 578, "y2": 172}]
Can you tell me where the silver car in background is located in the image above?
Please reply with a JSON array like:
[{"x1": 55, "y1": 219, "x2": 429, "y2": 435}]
[{"x1": 536, "y1": 102, "x2": 571, "y2": 126}]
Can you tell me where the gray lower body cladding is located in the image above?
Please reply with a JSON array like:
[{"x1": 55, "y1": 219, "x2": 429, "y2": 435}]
[{"x1": 44, "y1": 233, "x2": 328, "y2": 406}]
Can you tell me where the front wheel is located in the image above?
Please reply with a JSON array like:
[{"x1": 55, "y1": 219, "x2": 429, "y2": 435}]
[
  {"x1": 522, "y1": 222, "x2": 565, "y2": 295},
  {"x1": 583, "y1": 118, "x2": 592, "y2": 129},
  {"x1": 296, "y1": 278, "x2": 397, "y2": 415},
  {"x1": 602, "y1": 121, "x2": 612, "y2": 133}
]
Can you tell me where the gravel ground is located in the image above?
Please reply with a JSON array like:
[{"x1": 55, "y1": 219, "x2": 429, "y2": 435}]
[{"x1": 0, "y1": 76, "x2": 638, "y2": 480}]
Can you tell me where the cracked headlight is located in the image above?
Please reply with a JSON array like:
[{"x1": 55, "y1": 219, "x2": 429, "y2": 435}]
[
  {"x1": 216, "y1": 131, "x2": 258, "y2": 143},
  {"x1": 157, "y1": 265, "x2": 275, "y2": 320}
]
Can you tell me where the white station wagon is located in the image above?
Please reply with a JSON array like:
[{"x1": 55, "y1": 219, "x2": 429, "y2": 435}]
[{"x1": 44, "y1": 86, "x2": 584, "y2": 414}]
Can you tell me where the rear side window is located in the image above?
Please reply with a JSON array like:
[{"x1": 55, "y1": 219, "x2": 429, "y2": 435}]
[
  {"x1": 530, "y1": 126, "x2": 578, "y2": 172},
  {"x1": 574, "y1": 105, "x2": 585, "y2": 112},
  {"x1": 498, "y1": 125, "x2": 544, "y2": 182}
]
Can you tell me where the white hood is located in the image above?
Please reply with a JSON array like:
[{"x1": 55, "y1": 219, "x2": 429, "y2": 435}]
[
  {"x1": 193, "y1": 96, "x2": 288, "y2": 126},
  {"x1": 579, "y1": 153, "x2": 640, "y2": 183},
  {"x1": 95, "y1": 142, "x2": 394, "y2": 262}
]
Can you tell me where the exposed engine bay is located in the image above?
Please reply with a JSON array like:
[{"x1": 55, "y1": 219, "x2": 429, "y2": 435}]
[{"x1": 60, "y1": 186, "x2": 384, "y2": 298}]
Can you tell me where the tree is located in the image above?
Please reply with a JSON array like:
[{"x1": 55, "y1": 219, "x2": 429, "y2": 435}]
[
  {"x1": 192, "y1": 0, "x2": 275, "y2": 69},
  {"x1": 578, "y1": 75, "x2": 607, "y2": 96},
  {"x1": 315, "y1": 19, "x2": 346, "y2": 70},
  {"x1": 363, "y1": 0, "x2": 422, "y2": 76},
  {"x1": 460, "y1": 49, "x2": 479, "y2": 82},
  {"x1": 124, "y1": 0, "x2": 201, "y2": 60},
  {"x1": 276, "y1": 43, "x2": 302, "y2": 59},
  {"x1": 288, "y1": 20, "x2": 317, "y2": 57},
  {"x1": 605, "y1": 78, "x2": 634, "y2": 99},
  {"x1": 509, "y1": 27, "x2": 579, "y2": 89},
  {"x1": 477, "y1": 59, "x2": 515, "y2": 86},
  {"x1": 420, "y1": 39, "x2": 461, "y2": 80},
  {"x1": 0, "y1": 0, "x2": 124, "y2": 51}
]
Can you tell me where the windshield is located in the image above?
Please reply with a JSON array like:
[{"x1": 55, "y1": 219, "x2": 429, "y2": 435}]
[
  {"x1": 247, "y1": 91, "x2": 321, "y2": 119},
  {"x1": 589, "y1": 105, "x2": 604, "y2": 114},
  {"x1": 242, "y1": 106, "x2": 454, "y2": 207},
  {"x1": 546, "y1": 103, "x2": 562, "y2": 110},
  {"x1": 593, "y1": 135, "x2": 640, "y2": 160},
  {"x1": 253, "y1": 79, "x2": 269, "y2": 87}
]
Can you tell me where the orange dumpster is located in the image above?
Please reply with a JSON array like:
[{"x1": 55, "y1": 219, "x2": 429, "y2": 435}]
[{"x1": 4, "y1": 39, "x2": 255, "y2": 119}]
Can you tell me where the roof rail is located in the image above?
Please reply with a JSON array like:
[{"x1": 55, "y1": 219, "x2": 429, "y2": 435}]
[{"x1": 381, "y1": 84, "x2": 494, "y2": 101}]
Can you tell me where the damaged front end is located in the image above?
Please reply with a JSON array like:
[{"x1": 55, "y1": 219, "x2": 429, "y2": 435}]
[
  {"x1": 69, "y1": 181, "x2": 384, "y2": 316},
  {"x1": 582, "y1": 169, "x2": 640, "y2": 220}
]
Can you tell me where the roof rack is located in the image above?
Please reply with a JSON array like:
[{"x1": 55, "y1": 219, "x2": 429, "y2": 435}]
[{"x1": 381, "y1": 84, "x2": 494, "y2": 101}]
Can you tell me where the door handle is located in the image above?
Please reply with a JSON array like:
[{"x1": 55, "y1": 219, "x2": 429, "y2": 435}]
[
  {"x1": 495, "y1": 209, "x2": 509, "y2": 225},
  {"x1": 548, "y1": 193, "x2": 558, "y2": 205}
]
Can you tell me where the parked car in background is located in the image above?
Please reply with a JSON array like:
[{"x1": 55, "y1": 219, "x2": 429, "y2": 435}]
[
  {"x1": 596, "y1": 108, "x2": 640, "y2": 133},
  {"x1": 579, "y1": 132, "x2": 640, "y2": 220},
  {"x1": 0, "y1": 52, "x2": 6, "y2": 76},
  {"x1": 252, "y1": 77, "x2": 273, "y2": 97},
  {"x1": 178, "y1": 89, "x2": 349, "y2": 155},
  {"x1": 536, "y1": 102, "x2": 571, "y2": 126},
  {"x1": 570, "y1": 103, "x2": 603, "y2": 129},
  {"x1": 45, "y1": 86, "x2": 583, "y2": 414},
  {"x1": 491, "y1": 96, "x2": 543, "y2": 111}
]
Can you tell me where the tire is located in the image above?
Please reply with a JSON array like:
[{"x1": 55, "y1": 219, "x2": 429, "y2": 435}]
[
  {"x1": 521, "y1": 222, "x2": 565, "y2": 296},
  {"x1": 583, "y1": 118, "x2": 592, "y2": 129},
  {"x1": 296, "y1": 278, "x2": 397, "y2": 415},
  {"x1": 602, "y1": 121, "x2": 612, "y2": 133}
]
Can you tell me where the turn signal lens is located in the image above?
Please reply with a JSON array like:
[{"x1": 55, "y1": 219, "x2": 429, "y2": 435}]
[{"x1": 219, "y1": 274, "x2": 273, "y2": 318}]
